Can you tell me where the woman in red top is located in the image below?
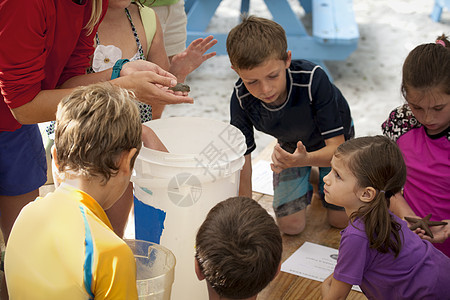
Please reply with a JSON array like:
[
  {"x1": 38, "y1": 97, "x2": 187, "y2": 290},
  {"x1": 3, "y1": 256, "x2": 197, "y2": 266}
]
[{"x1": 0, "y1": 1, "x2": 191, "y2": 295}]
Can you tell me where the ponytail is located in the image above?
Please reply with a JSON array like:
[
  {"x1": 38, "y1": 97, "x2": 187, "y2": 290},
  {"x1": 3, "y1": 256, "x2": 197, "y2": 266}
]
[{"x1": 350, "y1": 191, "x2": 402, "y2": 257}]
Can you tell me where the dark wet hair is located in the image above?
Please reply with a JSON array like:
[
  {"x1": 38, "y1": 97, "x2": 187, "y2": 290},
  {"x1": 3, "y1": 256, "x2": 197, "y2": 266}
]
[{"x1": 195, "y1": 196, "x2": 282, "y2": 299}]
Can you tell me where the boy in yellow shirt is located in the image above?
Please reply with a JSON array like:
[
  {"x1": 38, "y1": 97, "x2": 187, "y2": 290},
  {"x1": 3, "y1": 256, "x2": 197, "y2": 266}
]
[{"x1": 5, "y1": 83, "x2": 141, "y2": 299}]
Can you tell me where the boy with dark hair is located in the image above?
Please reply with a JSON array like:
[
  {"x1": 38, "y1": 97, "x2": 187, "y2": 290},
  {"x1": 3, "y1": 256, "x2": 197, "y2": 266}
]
[
  {"x1": 195, "y1": 196, "x2": 282, "y2": 300},
  {"x1": 227, "y1": 16, "x2": 354, "y2": 235},
  {"x1": 5, "y1": 83, "x2": 141, "y2": 299}
]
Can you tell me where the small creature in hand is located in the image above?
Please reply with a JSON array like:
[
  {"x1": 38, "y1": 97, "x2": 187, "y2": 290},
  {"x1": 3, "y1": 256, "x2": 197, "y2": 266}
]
[
  {"x1": 169, "y1": 83, "x2": 190, "y2": 92},
  {"x1": 404, "y1": 214, "x2": 448, "y2": 238}
]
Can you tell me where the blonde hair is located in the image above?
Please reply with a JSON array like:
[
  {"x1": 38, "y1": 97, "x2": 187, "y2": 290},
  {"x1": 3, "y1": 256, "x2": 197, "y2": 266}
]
[
  {"x1": 85, "y1": 0, "x2": 104, "y2": 35},
  {"x1": 226, "y1": 15, "x2": 288, "y2": 69},
  {"x1": 55, "y1": 82, "x2": 142, "y2": 184}
]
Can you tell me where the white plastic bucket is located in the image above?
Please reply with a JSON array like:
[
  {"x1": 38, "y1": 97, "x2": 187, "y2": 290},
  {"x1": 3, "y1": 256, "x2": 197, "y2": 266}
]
[{"x1": 131, "y1": 117, "x2": 246, "y2": 300}]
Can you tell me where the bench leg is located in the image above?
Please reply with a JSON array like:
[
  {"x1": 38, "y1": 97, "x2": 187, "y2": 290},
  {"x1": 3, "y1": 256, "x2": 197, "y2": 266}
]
[
  {"x1": 430, "y1": 2, "x2": 443, "y2": 22},
  {"x1": 241, "y1": 0, "x2": 250, "y2": 15},
  {"x1": 299, "y1": 0, "x2": 312, "y2": 14}
]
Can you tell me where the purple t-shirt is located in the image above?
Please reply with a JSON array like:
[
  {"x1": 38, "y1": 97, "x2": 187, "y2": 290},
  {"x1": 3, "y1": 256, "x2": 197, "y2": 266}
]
[{"x1": 334, "y1": 214, "x2": 450, "y2": 300}]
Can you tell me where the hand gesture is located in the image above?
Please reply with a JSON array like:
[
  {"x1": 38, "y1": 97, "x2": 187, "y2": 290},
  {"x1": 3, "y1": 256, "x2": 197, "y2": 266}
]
[
  {"x1": 169, "y1": 35, "x2": 217, "y2": 81},
  {"x1": 271, "y1": 141, "x2": 309, "y2": 174}
]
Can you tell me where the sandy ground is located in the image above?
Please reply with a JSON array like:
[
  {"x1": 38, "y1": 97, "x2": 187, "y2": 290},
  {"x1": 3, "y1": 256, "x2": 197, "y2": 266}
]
[{"x1": 163, "y1": 0, "x2": 450, "y2": 156}]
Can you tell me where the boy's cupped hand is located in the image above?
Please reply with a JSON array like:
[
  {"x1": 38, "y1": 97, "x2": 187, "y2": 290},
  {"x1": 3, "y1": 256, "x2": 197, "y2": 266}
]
[{"x1": 271, "y1": 141, "x2": 309, "y2": 174}]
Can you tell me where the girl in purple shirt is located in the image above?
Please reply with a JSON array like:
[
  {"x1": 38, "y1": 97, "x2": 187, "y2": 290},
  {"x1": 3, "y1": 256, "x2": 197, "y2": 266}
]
[{"x1": 321, "y1": 136, "x2": 450, "y2": 300}]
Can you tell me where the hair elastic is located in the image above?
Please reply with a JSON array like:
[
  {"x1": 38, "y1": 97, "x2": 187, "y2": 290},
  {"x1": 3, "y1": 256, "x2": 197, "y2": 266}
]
[
  {"x1": 436, "y1": 40, "x2": 446, "y2": 47},
  {"x1": 379, "y1": 190, "x2": 386, "y2": 194}
]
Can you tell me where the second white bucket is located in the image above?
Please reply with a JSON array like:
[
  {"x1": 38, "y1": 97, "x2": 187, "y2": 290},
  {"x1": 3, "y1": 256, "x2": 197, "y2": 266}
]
[{"x1": 131, "y1": 117, "x2": 246, "y2": 300}]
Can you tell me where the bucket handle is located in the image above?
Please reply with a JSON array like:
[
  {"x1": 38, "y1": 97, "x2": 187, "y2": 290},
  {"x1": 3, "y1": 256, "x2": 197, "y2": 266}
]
[{"x1": 162, "y1": 156, "x2": 195, "y2": 162}]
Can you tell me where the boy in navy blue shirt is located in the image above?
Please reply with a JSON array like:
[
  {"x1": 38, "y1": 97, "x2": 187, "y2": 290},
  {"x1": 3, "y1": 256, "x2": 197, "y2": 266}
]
[{"x1": 227, "y1": 16, "x2": 354, "y2": 235}]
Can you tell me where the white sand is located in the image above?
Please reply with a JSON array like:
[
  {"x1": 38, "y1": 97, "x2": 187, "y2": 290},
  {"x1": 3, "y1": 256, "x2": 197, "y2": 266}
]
[{"x1": 163, "y1": 0, "x2": 450, "y2": 156}]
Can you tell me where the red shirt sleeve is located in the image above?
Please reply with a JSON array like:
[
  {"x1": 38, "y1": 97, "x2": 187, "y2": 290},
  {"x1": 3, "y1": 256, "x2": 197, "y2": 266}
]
[
  {"x1": 0, "y1": 0, "x2": 108, "y2": 130},
  {"x1": 57, "y1": 0, "x2": 108, "y2": 86},
  {"x1": 0, "y1": 0, "x2": 47, "y2": 109}
]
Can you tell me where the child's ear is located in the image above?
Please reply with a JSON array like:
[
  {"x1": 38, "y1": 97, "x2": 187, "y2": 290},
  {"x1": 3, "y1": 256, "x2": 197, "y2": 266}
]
[
  {"x1": 285, "y1": 51, "x2": 292, "y2": 68},
  {"x1": 194, "y1": 258, "x2": 205, "y2": 281},
  {"x1": 274, "y1": 262, "x2": 281, "y2": 278},
  {"x1": 51, "y1": 145, "x2": 65, "y2": 188},
  {"x1": 51, "y1": 145, "x2": 59, "y2": 168},
  {"x1": 359, "y1": 187, "x2": 377, "y2": 203},
  {"x1": 119, "y1": 148, "x2": 137, "y2": 174}
]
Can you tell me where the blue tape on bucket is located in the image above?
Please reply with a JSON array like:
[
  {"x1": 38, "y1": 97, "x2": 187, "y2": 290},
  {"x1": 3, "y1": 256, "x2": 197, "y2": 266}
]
[{"x1": 134, "y1": 196, "x2": 166, "y2": 244}]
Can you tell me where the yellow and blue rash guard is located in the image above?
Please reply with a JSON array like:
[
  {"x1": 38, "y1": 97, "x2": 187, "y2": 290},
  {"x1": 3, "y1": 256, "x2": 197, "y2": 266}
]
[{"x1": 5, "y1": 183, "x2": 138, "y2": 300}]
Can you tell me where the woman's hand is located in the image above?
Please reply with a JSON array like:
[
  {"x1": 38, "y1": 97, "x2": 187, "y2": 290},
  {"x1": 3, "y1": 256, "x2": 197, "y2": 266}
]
[
  {"x1": 121, "y1": 59, "x2": 174, "y2": 77},
  {"x1": 115, "y1": 61, "x2": 193, "y2": 106}
]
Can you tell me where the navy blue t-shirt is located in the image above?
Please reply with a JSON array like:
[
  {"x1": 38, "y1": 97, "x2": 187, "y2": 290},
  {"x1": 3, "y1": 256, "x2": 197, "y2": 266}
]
[{"x1": 230, "y1": 60, "x2": 353, "y2": 155}]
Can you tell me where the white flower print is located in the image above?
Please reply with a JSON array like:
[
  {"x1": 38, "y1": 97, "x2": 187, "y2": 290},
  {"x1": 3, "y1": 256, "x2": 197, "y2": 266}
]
[{"x1": 92, "y1": 45, "x2": 123, "y2": 72}]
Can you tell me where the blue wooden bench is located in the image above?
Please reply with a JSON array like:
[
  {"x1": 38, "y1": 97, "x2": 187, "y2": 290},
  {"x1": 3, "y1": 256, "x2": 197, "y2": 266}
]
[
  {"x1": 184, "y1": 0, "x2": 359, "y2": 79},
  {"x1": 312, "y1": 0, "x2": 359, "y2": 45},
  {"x1": 430, "y1": 0, "x2": 450, "y2": 22}
]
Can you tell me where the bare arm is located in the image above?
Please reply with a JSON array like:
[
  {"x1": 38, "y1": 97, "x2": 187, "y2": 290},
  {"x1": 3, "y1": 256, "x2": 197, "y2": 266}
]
[
  {"x1": 271, "y1": 135, "x2": 345, "y2": 174},
  {"x1": 389, "y1": 192, "x2": 417, "y2": 219},
  {"x1": 10, "y1": 89, "x2": 75, "y2": 124},
  {"x1": 141, "y1": 125, "x2": 168, "y2": 152},
  {"x1": 321, "y1": 273, "x2": 352, "y2": 300},
  {"x1": 239, "y1": 154, "x2": 253, "y2": 198}
]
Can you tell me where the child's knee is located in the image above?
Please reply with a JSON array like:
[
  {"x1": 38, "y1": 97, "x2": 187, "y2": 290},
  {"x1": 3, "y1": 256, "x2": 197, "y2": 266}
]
[
  {"x1": 327, "y1": 209, "x2": 348, "y2": 229},
  {"x1": 277, "y1": 211, "x2": 306, "y2": 235}
]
